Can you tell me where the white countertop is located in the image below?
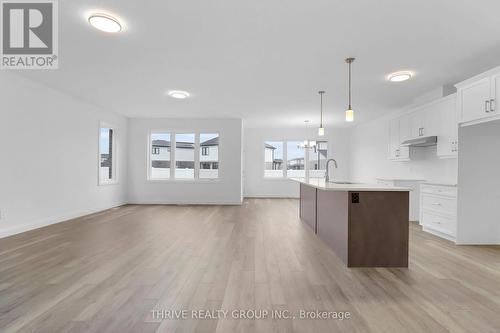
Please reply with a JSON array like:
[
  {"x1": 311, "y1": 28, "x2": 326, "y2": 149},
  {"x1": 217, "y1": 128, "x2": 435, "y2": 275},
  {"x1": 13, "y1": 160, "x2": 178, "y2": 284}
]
[
  {"x1": 422, "y1": 182, "x2": 457, "y2": 187},
  {"x1": 291, "y1": 178, "x2": 412, "y2": 192},
  {"x1": 376, "y1": 178, "x2": 426, "y2": 182}
]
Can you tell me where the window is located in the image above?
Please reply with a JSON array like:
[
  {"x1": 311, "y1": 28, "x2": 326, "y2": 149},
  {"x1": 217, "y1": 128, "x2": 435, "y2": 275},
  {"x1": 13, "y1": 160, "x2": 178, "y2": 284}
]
[
  {"x1": 150, "y1": 133, "x2": 171, "y2": 179},
  {"x1": 263, "y1": 140, "x2": 328, "y2": 178},
  {"x1": 200, "y1": 133, "x2": 219, "y2": 179},
  {"x1": 309, "y1": 141, "x2": 328, "y2": 178},
  {"x1": 286, "y1": 141, "x2": 305, "y2": 178},
  {"x1": 264, "y1": 141, "x2": 284, "y2": 178},
  {"x1": 99, "y1": 126, "x2": 117, "y2": 184},
  {"x1": 175, "y1": 133, "x2": 195, "y2": 179}
]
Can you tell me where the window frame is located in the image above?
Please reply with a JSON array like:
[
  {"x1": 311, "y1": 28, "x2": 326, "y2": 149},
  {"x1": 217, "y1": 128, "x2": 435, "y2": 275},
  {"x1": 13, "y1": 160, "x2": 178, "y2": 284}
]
[
  {"x1": 147, "y1": 130, "x2": 221, "y2": 182},
  {"x1": 98, "y1": 121, "x2": 118, "y2": 186},
  {"x1": 263, "y1": 140, "x2": 285, "y2": 179},
  {"x1": 148, "y1": 131, "x2": 172, "y2": 180},
  {"x1": 263, "y1": 139, "x2": 328, "y2": 180}
]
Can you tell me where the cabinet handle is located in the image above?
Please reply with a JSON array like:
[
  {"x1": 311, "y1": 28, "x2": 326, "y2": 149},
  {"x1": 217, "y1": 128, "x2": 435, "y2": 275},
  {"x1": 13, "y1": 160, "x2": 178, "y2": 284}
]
[
  {"x1": 485, "y1": 100, "x2": 490, "y2": 113},
  {"x1": 432, "y1": 202, "x2": 442, "y2": 206},
  {"x1": 491, "y1": 99, "x2": 495, "y2": 111}
]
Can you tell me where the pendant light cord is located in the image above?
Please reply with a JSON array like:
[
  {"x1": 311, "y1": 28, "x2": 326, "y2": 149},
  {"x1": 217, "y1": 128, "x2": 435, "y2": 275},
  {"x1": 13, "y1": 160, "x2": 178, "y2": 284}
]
[{"x1": 319, "y1": 91, "x2": 325, "y2": 127}]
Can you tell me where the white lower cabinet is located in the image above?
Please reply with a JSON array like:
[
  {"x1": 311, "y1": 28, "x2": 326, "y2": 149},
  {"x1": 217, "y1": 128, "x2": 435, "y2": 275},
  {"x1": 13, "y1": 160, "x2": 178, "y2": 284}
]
[{"x1": 420, "y1": 184, "x2": 457, "y2": 242}]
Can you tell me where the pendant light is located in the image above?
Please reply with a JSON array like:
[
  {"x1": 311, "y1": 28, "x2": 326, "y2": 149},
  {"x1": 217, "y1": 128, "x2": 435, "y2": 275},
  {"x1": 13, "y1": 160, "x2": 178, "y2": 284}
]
[
  {"x1": 318, "y1": 91, "x2": 325, "y2": 136},
  {"x1": 345, "y1": 57, "x2": 355, "y2": 122}
]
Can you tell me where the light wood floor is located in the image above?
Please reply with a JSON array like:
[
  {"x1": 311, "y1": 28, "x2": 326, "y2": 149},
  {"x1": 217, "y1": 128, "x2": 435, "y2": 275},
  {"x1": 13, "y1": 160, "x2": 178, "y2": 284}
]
[{"x1": 1, "y1": 199, "x2": 500, "y2": 333}]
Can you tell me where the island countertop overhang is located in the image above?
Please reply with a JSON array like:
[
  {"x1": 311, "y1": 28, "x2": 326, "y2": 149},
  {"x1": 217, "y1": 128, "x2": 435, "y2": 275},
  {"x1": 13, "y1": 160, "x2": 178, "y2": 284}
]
[{"x1": 291, "y1": 177, "x2": 411, "y2": 192}]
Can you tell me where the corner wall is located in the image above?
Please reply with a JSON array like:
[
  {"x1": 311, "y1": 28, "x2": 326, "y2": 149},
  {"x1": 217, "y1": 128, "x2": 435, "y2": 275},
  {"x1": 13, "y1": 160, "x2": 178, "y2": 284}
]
[{"x1": 0, "y1": 73, "x2": 128, "y2": 238}]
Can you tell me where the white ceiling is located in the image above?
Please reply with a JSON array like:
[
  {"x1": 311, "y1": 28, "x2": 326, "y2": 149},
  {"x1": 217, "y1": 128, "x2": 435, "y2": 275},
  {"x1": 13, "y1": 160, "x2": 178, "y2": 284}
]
[{"x1": 15, "y1": 0, "x2": 500, "y2": 128}]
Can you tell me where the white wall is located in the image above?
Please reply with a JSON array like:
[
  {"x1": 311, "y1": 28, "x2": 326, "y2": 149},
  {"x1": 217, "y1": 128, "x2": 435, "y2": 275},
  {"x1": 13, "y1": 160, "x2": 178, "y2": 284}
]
[
  {"x1": 457, "y1": 121, "x2": 500, "y2": 244},
  {"x1": 0, "y1": 73, "x2": 128, "y2": 238},
  {"x1": 127, "y1": 118, "x2": 242, "y2": 204},
  {"x1": 243, "y1": 127, "x2": 351, "y2": 198},
  {"x1": 349, "y1": 112, "x2": 458, "y2": 184}
]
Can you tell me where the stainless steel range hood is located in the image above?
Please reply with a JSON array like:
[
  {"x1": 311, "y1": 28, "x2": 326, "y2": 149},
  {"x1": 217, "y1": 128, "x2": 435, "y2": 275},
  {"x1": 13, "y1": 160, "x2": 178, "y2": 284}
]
[{"x1": 400, "y1": 136, "x2": 437, "y2": 147}]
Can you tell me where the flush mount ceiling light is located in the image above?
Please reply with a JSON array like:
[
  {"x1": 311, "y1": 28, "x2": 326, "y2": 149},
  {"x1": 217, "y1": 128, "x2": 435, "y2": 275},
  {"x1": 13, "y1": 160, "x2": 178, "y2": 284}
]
[
  {"x1": 88, "y1": 13, "x2": 122, "y2": 33},
  {"x1": 318, "y1": 91, "x2": 325, "y2": 136},
  {"x1": 167, "y1": 90, "x2": 190, "y2": 99},
  {"x1": 388, "y1": 71, "x2": 413, "y2": 82},
  {"x1": 345, "y1": 57, "x2": 355, "y2": 122}
]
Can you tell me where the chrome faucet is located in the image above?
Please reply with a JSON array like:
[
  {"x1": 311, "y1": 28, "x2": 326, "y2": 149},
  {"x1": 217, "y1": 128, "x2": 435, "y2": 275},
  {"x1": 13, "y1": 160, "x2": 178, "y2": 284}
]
[{"x1": 325, "y1": 158, "x2": 338, "y2": 182}]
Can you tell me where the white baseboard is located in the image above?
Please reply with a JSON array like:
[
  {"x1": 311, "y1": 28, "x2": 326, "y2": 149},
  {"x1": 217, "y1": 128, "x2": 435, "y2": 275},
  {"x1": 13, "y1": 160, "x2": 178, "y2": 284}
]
[
  {"x1": 244, "y1": 195, "x2": 299, "y2": 199},
  {"x1": 0, "y1": 202, "x2": 126, "y2": 239},
  {"x1": 127, "y1": 200, "x2": 243, "y2": 206}
]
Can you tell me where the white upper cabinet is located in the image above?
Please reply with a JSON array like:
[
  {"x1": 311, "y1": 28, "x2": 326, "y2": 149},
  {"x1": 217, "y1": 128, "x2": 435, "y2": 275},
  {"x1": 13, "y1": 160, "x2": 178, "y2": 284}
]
[
  {"x1": 388, "y1": 118, "x2": 409, "y2": 161},
  {"x1": 456, "y1": 66, "x2": 500, "y2": 125},
  {"x1": 458, "y1": 78, "x2": 491, "y2": 123},
  {"x1": 409, "y1": 111, "x2": 426, "y2": 138},
  {"x1": 436, "y1": 96, "x2": 458, "y2": 158},
  {"x1": 399, "y1": 113, "x2": 411, "y2": 143},
  {"x1": 388, "y1": 93, "x2": 458, "y2": 161}
]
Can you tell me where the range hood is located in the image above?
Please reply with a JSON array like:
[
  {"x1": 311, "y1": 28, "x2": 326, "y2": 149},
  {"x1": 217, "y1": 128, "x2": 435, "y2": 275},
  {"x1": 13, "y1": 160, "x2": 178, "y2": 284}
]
[{"x1": 400, "y1": 136, "x2": 437, "y2": 147}]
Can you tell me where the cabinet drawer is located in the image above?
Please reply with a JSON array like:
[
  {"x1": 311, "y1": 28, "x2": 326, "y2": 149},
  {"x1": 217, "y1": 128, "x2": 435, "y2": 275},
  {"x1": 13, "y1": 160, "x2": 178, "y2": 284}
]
[
  {"x1": 421, "y1": 211, "x2": 456, "y2": 237},
  {"x1": 422, "y1": 194, "x2": 456, "y2": 216},
  {"x1": 421, "y1": 185, "x2": 457, "y2": 197}
]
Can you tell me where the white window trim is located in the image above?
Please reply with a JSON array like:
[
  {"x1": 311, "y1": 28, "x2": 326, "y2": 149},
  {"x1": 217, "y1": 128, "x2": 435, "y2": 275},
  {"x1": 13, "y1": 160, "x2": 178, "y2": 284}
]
[
  {"x1": 98, "y1": 121, "x2": 119, "y2": 186},
  {"x1": 146, "y1": 131, "x2": 221, "y2": 182}
]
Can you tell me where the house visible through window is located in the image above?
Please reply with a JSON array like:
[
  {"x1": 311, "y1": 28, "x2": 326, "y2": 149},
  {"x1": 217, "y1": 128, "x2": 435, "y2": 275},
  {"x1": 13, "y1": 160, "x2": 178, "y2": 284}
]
[
  {"x1": 175, "y1": 133, "x2": 195, "y2": 179},
  {"x1": 287, "y1": 141, "x2": 305, "y2": 178},
  {"x1": 264, "y1": 141, "x2": 284, "y2": 178},
  {"x1": 200, "y1": 133, "x2": 219, "y2": 179},
  {"x1": 309, "y1": 141, "x2": 328, "y2": 178},
  {"x1": 150, "y1": 133, "x2": 171, "y2": 179},
  {"x1": 99, "y1": 126, "x2": 117, "y2": 184}
]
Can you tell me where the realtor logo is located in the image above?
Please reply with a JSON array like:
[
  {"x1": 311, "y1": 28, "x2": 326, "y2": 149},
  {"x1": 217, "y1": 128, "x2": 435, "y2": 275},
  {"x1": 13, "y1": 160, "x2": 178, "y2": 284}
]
[{"x1": 1, "y1": 0, "x2": 58, "y2": 69}]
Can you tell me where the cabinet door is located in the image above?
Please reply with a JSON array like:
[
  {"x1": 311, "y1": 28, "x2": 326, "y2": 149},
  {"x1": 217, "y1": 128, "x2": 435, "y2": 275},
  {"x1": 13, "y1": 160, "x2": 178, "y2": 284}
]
[
  {"x1": 409, "y1": 111, "x2": 425, "y2": 138},
  {"x1": 399, "y1": 113, "x2": 411, "y2": 143},
  {"x1": 436, "y1": 97, "x2": 457, "y2": 157},
  {"x1": 388, "y1": 118, "x2": 399, "y2": 160},
  {"x1": 459, "y1": 78, "x2": 491, "y2": 123},
  {"x1": 423, "y1": 102, "x2": 440, "y2": 137},
  {"x1": 490, "y1": 74, "x2": 500, "y2": 117}
]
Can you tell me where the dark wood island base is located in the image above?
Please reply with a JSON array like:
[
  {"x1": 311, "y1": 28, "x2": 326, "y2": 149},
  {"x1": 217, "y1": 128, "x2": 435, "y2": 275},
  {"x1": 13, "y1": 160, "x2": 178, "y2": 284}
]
[{"x1": 299, "y1": 183, "x2": 409, "y2": 267}]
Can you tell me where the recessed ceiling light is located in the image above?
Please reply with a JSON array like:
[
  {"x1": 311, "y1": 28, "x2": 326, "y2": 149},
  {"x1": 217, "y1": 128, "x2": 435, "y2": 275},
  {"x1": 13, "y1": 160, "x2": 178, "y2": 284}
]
[
  {"x1": 388, "y1": 71, "x2": 413, "y2": 82},
  {"x1": 167, "y1": 90, "x2": 190, "y2": 99},
  {"x1": 88, "y1": 13, "x2": 122, "y2": 33}
]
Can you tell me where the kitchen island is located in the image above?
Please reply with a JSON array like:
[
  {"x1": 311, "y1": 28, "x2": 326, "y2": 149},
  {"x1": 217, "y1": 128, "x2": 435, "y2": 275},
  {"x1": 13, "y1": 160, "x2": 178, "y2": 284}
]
[{"x1": 293, "y1": 178, "x2": 411, "y2": 267}]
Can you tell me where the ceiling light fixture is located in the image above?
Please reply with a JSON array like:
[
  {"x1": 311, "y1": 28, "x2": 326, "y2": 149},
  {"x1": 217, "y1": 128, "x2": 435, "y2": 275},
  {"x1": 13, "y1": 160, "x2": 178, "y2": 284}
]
[
  {"x1": 345, "y1": 57, "x2": 355, "y2": 122},
  {"x1": 318, "y1": 91, "x2": 325, "y2": 136},
  {"x1": 388, "y1": 71, "x2": 412, "y2": 82},
  {"x1": 88, "y1": 13, "x2": 122, "y2": 33},
  {"x1": 167, "y1": 90, "x2": 190, "y2": 99}
]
